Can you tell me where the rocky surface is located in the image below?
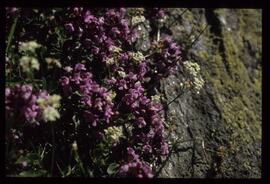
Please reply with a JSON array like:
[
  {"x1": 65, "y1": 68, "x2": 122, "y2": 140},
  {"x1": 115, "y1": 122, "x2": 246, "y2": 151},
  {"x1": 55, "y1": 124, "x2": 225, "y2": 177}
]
[{"x1": 157, "y1": 8, "x2": 261, "y2": 178}]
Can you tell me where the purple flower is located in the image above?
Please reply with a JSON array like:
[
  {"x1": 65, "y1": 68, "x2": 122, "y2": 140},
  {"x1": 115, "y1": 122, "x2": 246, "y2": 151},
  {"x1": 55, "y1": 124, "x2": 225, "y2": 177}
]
[
  {"x1": 5, "y1": 84, "x2": 49, "y2": 123},
  {"x1": 105, "y1": 38, "x2": 114, "y2": 48},
  {"x1": 111, "y1": 27, "x2": 120, "y2": 35},
  {"x1": 20, "y1": 85, "x2": 33, "y2": 100},
  {"x1": 38, "y1": 91, "x2": 49, "y2": 100},
  {"x1": 157, "y1": 9, "x2": 165, "y2": 19},
  {"x1": 104, "y1": 105, "x2": 114, "y2": 123},
  {"x1": 81, "y1": 95, "x2": 92, "y2": 107},
  {"x1": 60, "y1": 65, "x2": 114, "y2": 127},
  {"x1": 60, "y1": 76, "x2": 70, "y2": 86},
  {"x1": 140, "y1": 96, "x2": 151, "y2": 105},
  {"x1": 138, "y1": 62, "x2": 148, "y2": 78},
  {"x1": 127, "y1": 72, "x2": 138, "y2": 81},
  {"x1": 136, "y1": 117, "x2": 146, "y2": 128},
  {"x1": 106, "y1": 9, "x2": 116, "y2": 17},
  {"x1": 127, "y1": 147, "x2": 139, "y2": 161},
  {"x1": 94, "y1": 98, "x2": 103, "y2": 110},
  {"x1": 72, "y1": 73, "x2": 82, "y2": 84},
  {"x1": 107, "y1": 77, "x2": 116, "y2": 85},
  {"x1": 160, "y1": 141, "x2": 169, "y2": 155},
  {"x1": 75, "y1": 63, "x2": 86, "y2": 71},
  {"x1": 24, "y1": 106, "x2": 38, "y2": 121},
  {"x1": 64, "y1": 66, "x2": 73, "y2": 73},
  {"x1": 120, "y1": 164, "x2": 129, "y2": 172},
  {"x1": 91, "y1": 47, "x2": 100, "y2": 54},
  {"x1": 65, "y1": 23, "x2": 75, "y2": 33},
  {"x1": 143, "y1": 144, "x2": 152, "y2": 154},
  {"x1": 84, "y1": 10, "x2": 95, "y2": 23},
  {"x1": 91, "y1": 84, "x2": 100, "y2": 93},
  {"x1": 5, "y1": 88, "x2": 11, "y2": 97},
  {"x1": 98, "y1": 17, "x2": 105, "y2": 24},
  {"x1": 118, "y1": 159, "x2": 154, "y2": 178},
  {"x1": 118, "y1": 79, "x2": 128, "y2": 90}
]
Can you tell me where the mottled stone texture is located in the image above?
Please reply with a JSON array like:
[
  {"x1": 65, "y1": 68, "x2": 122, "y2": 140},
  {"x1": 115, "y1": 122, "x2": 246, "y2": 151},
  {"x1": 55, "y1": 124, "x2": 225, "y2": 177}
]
[{"x1": 158, "y1": 9, "x2": 261, "y2": 178}]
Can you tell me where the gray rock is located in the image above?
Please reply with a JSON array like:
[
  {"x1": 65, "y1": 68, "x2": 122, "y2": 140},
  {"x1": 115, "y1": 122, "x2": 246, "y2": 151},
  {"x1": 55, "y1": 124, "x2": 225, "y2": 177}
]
[{"x1": 156, "y1": 8, "x2": 261, "y2": 178}]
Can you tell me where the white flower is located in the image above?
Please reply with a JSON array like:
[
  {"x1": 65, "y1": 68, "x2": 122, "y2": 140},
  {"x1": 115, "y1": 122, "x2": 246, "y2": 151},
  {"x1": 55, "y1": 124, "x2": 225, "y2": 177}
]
[
  {"x1": 193, "y1": 76, "x2": 205, "y2": 92},
  {"x1": 131, "y1": 51, "x2": 145, "y2": 63},
  {"x1": 183, "y1": 60, "x2": 200, "y2": 77},
  {"x1": 48, "y1": 95, "x2": 61, "y2": 108},
  {"x1": 37, "y1": 97, "x2": 46, "y2": 108},
  {"x1": 42, "y1": 106, "x2": 60, "y2": 122},
  {"x1": 45, "y1": 58, "x2": 62, "y2": 69},
  {"x1": 117, "y1": 71, "x2": 126, "y2": 78},
  {"x1": 151, "y1": 95, "x2": 161, "y2": 102},
  {"x1": 109, "y1": 46, "x2": 122, "y2": 54},
  {"x1": 106, "y1": 57, "x2": 115, "y2": 65},
  {"x1": 104, "y1": 126, "x2": 123, "y2": 143},
  {"x1": 19, "y1": 56, "x2": 40, "y2": 72},
  {"x1": 182, "y1": 60, "x2": 205, "y2": 93},
  {"x1": 131, "y1": 15, "x2": 146, "y2": 25},
  {"x1": 19, "y1": 41, "x2": 41, "y2": 53},
  {"x1": 37, "y1": 94, "x2": 61, "y2": 109},
  {"x1": 72, "y1": 141, "x2": 78, "y2": 151},
  {"x1": 129, "y1": 8, "x2": 145, "y2": 16},
  {"x1": 106, "y1": 91, "x2": 117, "y2": 103}
]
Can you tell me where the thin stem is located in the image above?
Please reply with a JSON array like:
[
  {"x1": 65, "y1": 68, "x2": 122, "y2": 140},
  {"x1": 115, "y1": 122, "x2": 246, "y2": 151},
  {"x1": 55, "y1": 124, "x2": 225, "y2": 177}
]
[
  {"x1": 75, "y1": 152, "x2": 87, "y2": 176},
  {"x1": 6, "y1": 16, "x2": 18, "y2": 54},
  {"x1": 179, "y1": 8, "x2": 189, "y2": 17},
  {"x1": 167, "y1": 8, "x2": 188, "y2": 28},
  {"x1": 50, "y1": 123, "x2": 55, "y2": 176},
  {"x1": 157, "y1": 28, "x2": 160, "y2": 42},
  {"x1": 166, "y1": 93, "x2": 182, "y2": 107},
  {"x1": 186, "y1": 25, "x2": 195, "y2": 42},
  {"x1": 188, "y1": 24, "x2": 208, "y2": 49},
  {"x1": 67, "y1": 148, "x2": 73, "y2": 176},
  {"x1": 156, "y1": 87, "x2": 186, "y2": 114},
  {"x1": 56, "y1": 161, "x2": 65, "y2": 177}
]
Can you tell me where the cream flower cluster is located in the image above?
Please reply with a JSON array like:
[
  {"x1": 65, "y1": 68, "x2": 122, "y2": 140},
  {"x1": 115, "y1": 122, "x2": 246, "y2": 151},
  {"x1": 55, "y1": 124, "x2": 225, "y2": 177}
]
[
  {"x1": 151, "y1": 95, "x2": 161, "y2": 102},
  {"x1": 106, "y1": 91, "x2": 117, "y2": 103},
  {"x1": 45, "y1": 58, "x2": 62, "y2": 69},
  {"x1": 131, "y1": 15, "x2": 146, "y2": 25},
  {"x1": 19, "y1": 41, "x2": 41, "y2": 53},
  {"x1": 104, "y1": 126, "x2": 123, "y2": 144},
  {"x1": 19, "y1": 41, "x2": 41, "y2": 73},
  {"x1": 130, "y1": 51, "x2": 145, "y2": 63},
  {"x1": 183, "y1": 60, "x2": 205, "y2": 93},
  {"x1": 106, "y1": 46, "x2": 123, "y2": 66},
  {"x1": 37, "y1": 94, "x2": 61, "y2": 122},
  {"x1": 19, "y1": 56, "x2": 40, "y2": 72}
]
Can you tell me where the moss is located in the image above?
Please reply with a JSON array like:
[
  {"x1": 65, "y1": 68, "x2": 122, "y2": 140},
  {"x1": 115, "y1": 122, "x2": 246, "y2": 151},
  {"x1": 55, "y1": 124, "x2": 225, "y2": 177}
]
[
  {"x1": 193, "y1": 9, "x2": 261, "y2": 176},
  {"x1": 195, "y1": 50, "x2": 209, "y2": 61},
  {"x1": 160, "y1": 8, "x2": 261, "y2": 177}
]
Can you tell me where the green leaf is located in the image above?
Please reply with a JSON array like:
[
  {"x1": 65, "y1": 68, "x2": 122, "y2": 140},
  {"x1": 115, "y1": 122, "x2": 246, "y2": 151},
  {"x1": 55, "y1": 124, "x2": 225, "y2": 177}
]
[
  {"x1": 18, "y1": 170, "x2": 46, "y2": 177},
  {"x1": 27, "y1": 153, "x2": 41, "y2": 161},
  {"x1": 107, "y1": 163, "x2": 119, "y2": 175},
  {"x1": 6, "y1": 17, "x2": 18, "y2": 54},
  {"x1": 15, "y1": 156, "x2": 27, "y2": 165},
  {"x1": 15, "y1": 153, "x2": 41, "y2": 166},
  {"x1": 74, "y1": 91, "x2": 82, "y2": 97}
]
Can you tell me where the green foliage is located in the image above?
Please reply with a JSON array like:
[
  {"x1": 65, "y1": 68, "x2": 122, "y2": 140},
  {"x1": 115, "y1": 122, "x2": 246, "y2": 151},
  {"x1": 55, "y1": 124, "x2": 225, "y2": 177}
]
[{"x1": 107, "y1": 163, "x2": 119, "y2": 176}]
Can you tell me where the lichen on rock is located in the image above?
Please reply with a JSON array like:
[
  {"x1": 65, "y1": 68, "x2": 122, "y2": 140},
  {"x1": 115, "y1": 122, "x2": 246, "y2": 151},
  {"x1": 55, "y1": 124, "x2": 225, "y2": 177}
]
[{"x1": 156, "y1": 8, "x2": 261, "y2": 178}]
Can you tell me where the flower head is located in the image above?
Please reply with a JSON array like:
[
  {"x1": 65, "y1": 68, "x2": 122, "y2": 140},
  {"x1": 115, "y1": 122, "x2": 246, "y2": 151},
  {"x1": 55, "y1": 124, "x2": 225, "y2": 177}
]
[
  {"x1": 42, "y1": 106, "x2": 60, "y2": 122},
  {"x1": 19, "y1": 41, "x2": 41, "y2": 53},
  {"x1": 19, "y1": 56, "x2": 40, "y2": 72}
]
